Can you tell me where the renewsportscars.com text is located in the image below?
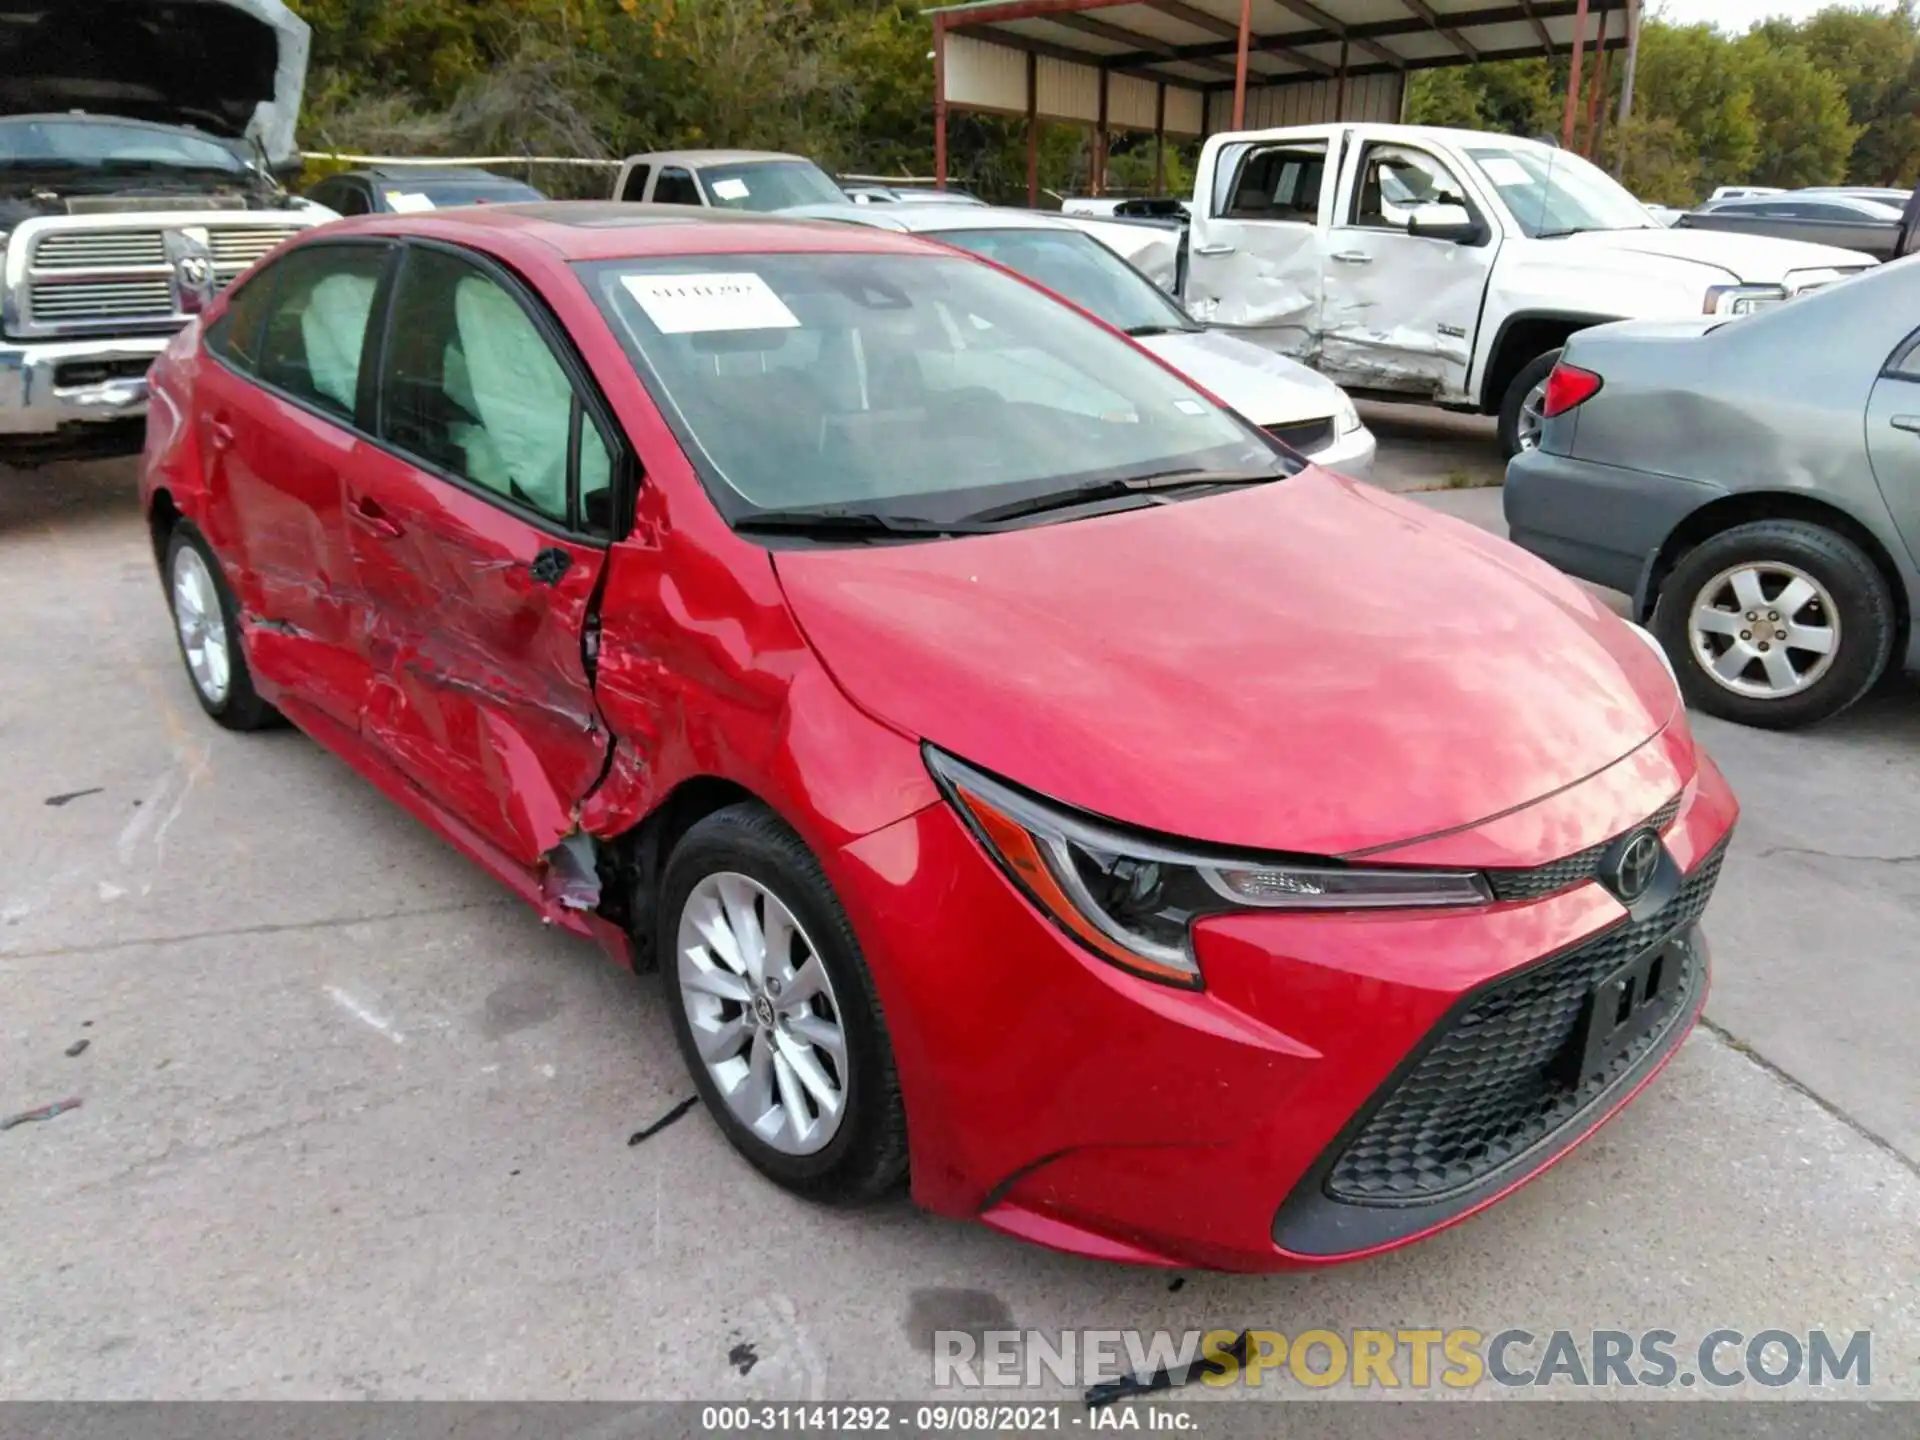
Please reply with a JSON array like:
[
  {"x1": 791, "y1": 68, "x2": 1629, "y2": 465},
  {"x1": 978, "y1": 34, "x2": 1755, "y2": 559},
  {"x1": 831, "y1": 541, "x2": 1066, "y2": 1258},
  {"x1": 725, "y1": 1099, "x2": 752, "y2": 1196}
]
[{"x1": 934, "y1": 1328, "x2": 1873, "y2": 1391}]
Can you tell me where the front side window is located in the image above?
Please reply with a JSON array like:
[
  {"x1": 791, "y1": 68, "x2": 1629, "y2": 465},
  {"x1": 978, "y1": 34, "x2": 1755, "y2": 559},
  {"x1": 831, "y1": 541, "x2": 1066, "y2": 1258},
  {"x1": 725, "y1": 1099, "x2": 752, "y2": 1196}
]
[
  {"x1": 582, "y1": 252, "x2": 1279, "y2": 524},
  {"x1": 653, "y1": 168, "x2": 701, "y2": 206},
  {"x1": 929, "y1": 227, "x2": 1195, "y2": 337},
  {"x1": 1347, "y1": 145, "x2": 1473, "y2": 231},
  {"x1": 206, "y1": 266, "x2": 278, "y2": 373},
  {"x1": 699, "y1": 161, "x2": 847, "y2": 213},
  {"x1": 379, "y1": 246, "x2": 609, "y2": 531},
  {"x1": 253, "y1": 245, "x2": 389, "y2": 419},
  {"x1": 1214, "y1": 142, "x2": 1326, "y2": 222},
  {"x1": 1463, "y1": 144, "x2": 1657, "y2": 237}
]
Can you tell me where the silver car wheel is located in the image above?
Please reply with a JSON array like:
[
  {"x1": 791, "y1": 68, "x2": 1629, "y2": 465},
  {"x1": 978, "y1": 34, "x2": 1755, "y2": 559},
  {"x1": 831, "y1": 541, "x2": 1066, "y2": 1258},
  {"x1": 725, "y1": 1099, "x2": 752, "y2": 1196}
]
[
  {"x1": 677, "y1": 871, "x2": 848, "y2": 1156},
  {"x1": 1688, "y1": 561, "x2": 1839, "y2": 700},
  {"x1": 171, "y1": 545, "x2": 232, "y2": 707},
  {"x1": 1515, "y1": 377, "x2": 1547, "y2": 452}
]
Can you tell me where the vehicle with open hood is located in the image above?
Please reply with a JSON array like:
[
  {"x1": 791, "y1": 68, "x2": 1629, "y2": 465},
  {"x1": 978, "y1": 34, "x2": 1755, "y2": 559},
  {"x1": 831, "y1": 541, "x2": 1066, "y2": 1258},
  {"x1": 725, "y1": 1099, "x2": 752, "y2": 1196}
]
[{"x1": 0, "y1": 0, "x2": 330, "y2": 465}]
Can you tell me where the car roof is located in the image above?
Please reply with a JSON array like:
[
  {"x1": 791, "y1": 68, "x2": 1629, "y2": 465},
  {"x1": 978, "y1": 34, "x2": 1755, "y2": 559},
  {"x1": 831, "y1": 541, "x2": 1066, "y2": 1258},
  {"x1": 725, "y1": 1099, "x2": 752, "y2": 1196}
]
[
  {"x1": 347, "y1": 166, "x2": 521, "y2": 183},
  {"x1": 778, "y1": 201, "x2": 1070, "y2": 235},
  {"x1": 619, "y1": 150, "x2": 806, "y2": 168},
  {"x1": 304, "y1": 201, "x2": 945, "y2": 263}
]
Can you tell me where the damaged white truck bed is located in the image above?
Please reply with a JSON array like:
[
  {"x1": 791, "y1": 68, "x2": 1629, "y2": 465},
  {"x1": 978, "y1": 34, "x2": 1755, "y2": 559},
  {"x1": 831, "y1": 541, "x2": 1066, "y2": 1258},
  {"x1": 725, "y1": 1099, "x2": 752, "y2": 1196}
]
[{"x1": 1178, "y1": 122, "x2": 1875, "y2": 457}]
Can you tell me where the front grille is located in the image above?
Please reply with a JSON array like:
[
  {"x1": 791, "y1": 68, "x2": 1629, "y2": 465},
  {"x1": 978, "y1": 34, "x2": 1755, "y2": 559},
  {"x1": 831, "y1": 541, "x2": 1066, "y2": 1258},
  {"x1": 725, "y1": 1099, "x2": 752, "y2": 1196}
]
[
  {"x1": 1485, "y1": 793, "x2": 1684, "y2": 903},
  {"x1": 28, "y1": 277, "x2": 174, "y2": 321},
  {"x1": 1267, "y1": 417, "x2": 1335, "y2": 455},
  {"x1": 209, "y1": 227, "x2": 301, "y2": 267},
  {"x1": 1325, "y1": 838, "x2": 1726, "y2": 1205},
  {"x1": 32, "y1": 230, "x2": 167, "y2": 269}
]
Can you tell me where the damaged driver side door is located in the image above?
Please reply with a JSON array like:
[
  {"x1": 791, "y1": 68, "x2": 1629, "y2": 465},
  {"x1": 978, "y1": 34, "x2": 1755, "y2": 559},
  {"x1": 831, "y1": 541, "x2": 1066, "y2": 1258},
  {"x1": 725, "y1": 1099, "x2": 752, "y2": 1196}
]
[{"x1": 346, "y1": 241, "x2": 626, "y2": 870}]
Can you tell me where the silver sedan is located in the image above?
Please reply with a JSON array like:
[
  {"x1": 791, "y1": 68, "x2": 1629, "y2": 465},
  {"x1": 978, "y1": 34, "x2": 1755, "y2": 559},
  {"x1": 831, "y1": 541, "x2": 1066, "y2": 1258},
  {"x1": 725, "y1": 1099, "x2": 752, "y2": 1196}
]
[{"x1": 1504, "y1": 256, "x2": 1920, "y2": 730}]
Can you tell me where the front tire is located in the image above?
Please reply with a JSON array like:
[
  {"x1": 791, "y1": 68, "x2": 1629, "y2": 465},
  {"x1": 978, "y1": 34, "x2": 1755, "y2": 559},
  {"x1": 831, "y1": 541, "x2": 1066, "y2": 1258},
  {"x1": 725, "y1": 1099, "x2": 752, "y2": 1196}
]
[
  {"x1": 657, "y1": 802, "x2": 907, "y2": 1204},
  {"x1": 164, "y1": 524, "x2": 280, "y2": 731},
  {"x1": 1497, "y1": 349, "x2": 1560, "y2": 459},
  {"x1": 1651, "y1": 519, "x2": 1895, "y2": 730}
]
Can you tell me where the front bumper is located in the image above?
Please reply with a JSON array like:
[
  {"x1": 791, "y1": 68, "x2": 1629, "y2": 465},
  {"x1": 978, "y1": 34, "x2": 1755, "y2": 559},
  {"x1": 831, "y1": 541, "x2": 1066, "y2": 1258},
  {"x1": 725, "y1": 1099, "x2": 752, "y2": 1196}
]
[
  {"x1": 1504, "y1": 447, "x2": 1721, "y2": 613},
  {"x1": 1310, "y1": 423, "x2": 1376, "y2": 480},
  {"x1": 0, "y1": 334, "x2": 165, "y2": 436},
  {"x1": 831, "y1": 745, "x2": 1737, "y2": 1272}
]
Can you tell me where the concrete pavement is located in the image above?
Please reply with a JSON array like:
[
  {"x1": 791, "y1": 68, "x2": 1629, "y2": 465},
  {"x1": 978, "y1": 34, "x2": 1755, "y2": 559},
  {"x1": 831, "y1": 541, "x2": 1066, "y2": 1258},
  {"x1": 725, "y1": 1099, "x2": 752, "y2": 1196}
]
[{"x1": 1, "y1": 445, "x2": 1915, "y2": 1402}]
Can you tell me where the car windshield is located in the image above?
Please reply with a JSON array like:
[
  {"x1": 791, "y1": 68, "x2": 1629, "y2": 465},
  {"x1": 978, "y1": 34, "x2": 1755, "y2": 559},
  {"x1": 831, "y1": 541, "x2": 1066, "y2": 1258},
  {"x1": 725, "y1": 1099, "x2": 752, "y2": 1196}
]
[
  {"x1": 582, "y1": 251, "x2": 1280, "y2": 524},
  {"x1": 927, "y1": 227, "x2": 1196, "y2": 335},
  {"x1": 700, "y1": 161, "x2": 847, "y2": 212},
  {"x1": 1464, "y1": 145, "x2": 1657, "y2": 237},
  {"x1": 381, "y1": 179, "x2": 545, "y2": 207},
  {"x1": 0, "y1": 117, "x2": 246, "y2": 174}
]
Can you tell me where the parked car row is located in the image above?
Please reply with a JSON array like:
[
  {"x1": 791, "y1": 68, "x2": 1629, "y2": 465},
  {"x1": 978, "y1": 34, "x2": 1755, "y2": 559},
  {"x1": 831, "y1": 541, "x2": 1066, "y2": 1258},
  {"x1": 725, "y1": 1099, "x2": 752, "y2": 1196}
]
[
  {"x1": 140, "y1": 197, "x2": 1738, "y2": 1272},
  {"x1": 1674, "y1": 186, "x2": 1918, "y2": 264}
]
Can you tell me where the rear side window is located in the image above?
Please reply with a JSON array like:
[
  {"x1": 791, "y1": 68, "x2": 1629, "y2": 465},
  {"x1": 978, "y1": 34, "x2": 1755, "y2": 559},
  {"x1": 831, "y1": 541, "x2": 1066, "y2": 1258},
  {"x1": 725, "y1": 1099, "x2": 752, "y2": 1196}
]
[
  {"x1": 254, "y1": 245, "x2": 390, "y2": 420},
  {"x1": 653, "y1": 167, "x2": 702, "y2": 205},
  {"x1": 620, "y1": 164, "x2": 651, "y2": 202},
  {"x1": 378, "y1": 245, "x2": 613, "y2": 532},
  {"x1": 1214, "y1": 142, "x2": 1326, "y2": 221},
  {"x1": 205, "y1": 268, "x2": 276, "y2": 373}
]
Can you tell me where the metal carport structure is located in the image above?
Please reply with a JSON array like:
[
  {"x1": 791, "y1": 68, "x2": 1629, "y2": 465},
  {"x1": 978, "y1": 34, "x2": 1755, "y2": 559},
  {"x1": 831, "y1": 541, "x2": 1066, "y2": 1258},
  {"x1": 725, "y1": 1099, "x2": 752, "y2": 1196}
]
[{"x1": 924, "y1": 0, "x2": 1638, "y2": 202}]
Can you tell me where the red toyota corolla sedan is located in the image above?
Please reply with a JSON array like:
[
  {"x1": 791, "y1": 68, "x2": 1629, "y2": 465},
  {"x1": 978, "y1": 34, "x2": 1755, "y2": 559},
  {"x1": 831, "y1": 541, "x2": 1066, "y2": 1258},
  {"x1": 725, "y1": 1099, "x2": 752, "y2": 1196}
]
[{"x1": 139, "y1": 204, "x2": 1738, "y2": 1271}]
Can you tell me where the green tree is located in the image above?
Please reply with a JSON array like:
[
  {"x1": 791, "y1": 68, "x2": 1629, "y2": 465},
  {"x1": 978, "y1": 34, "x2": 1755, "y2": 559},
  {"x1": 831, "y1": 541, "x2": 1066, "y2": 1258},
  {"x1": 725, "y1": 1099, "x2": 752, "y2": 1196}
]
[{"x1": 1735, "y1": 35, "x2": 1857, "y2": 188}]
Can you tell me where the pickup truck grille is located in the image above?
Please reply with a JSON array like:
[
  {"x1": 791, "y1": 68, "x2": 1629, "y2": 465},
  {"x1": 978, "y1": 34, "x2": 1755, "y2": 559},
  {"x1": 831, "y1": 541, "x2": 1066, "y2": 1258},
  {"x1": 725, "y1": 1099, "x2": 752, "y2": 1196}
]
[
  {"x1": 29, "y1": 277, "x2": 176, "y2": 321},
  {"x1": 9, "y1": 221, "x2": 307, "y2": 337}
]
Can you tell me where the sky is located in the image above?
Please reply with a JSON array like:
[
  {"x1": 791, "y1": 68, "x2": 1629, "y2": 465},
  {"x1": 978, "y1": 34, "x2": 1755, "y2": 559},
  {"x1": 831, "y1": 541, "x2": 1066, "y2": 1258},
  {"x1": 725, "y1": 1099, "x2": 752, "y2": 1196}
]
[{"x1": 1649, "y1": 0, "x2": 1900, "y2": 29}]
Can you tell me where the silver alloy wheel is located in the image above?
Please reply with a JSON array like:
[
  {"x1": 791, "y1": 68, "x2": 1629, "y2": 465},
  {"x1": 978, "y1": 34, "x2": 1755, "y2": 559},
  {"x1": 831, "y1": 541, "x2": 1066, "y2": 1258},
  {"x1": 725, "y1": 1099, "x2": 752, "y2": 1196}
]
[
  {"x1": 171, "y1": 546, "x2": 232, "y2": 707},
  {"x1": 1687, "y1": 561, "x2": 1840, "y2": 700},
  {"x1": 1515, "y1": 376, "x2": 1547, "y2": 451},
  {"x1": 677, "y1": 871, "x2": 848, "y2": 1156}
]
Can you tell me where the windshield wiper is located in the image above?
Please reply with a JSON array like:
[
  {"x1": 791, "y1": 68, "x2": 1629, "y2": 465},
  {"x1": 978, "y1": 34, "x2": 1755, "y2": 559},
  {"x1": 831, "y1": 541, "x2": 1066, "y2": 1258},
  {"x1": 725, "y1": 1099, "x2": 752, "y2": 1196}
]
[
  {"x1": 1123, "y1": 323, "x2": 1198, "y2": 337},
  {"x1": 966, "y1": 468, "x2": 1284, "y2": 524},
  {"x1": 733, "y1": 506, "x2": 1000, "y2": 540}
]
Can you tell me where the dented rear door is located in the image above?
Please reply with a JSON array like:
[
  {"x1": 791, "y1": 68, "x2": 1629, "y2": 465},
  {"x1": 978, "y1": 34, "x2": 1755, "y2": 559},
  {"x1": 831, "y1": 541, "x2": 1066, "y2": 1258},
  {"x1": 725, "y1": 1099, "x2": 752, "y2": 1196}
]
[{"x1": 346, "y1": 243, "x2": 616, "y2": 868}]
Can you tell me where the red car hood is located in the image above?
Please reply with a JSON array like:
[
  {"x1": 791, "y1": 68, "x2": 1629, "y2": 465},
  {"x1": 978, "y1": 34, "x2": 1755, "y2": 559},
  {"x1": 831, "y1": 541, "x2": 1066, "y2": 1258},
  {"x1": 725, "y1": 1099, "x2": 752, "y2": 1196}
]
[{"x1": 773, "y1": 469, "x2": 1681, "y2": 856}]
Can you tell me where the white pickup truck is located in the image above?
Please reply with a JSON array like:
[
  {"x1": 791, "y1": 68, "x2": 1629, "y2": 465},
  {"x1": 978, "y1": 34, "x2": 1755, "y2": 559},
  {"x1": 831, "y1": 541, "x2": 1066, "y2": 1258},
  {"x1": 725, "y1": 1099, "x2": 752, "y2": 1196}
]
[{"x1": 1176, "y1": 123, "x2": 1876, "y2": 456}]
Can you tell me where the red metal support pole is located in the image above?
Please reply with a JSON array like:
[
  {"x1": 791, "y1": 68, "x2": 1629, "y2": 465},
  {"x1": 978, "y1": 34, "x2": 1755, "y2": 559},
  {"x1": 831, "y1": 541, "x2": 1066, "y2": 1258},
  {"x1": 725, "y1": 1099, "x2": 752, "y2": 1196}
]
[
  {"x1": 1026, "y1": 51, "x2": 1039, "y2": 207},
  {"x1": 1561, "y1": 0, "x2": 1588, "y2": 151},
  {"x1": 1154, "y1": 82, "x2": 1166, "y2": 193},
  {"x1": 1232, "y1": 0, "x2": 1251, "y2": 130},
  {"x1": 1583, "y1": 8, "x2": 1608, "y2": 156},
  {"x1": 933, "y1": 16, "x2": 948, "y2": 190}
]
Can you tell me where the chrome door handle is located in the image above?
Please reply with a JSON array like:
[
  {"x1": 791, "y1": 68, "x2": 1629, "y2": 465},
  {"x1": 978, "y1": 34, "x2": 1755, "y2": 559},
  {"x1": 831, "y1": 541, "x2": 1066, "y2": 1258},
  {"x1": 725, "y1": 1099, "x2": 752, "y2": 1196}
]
[
  {"x1": 1191, "y1": 243, "x2": 1237, "y2": 256},
  {"x1": 1332, "y1": 251, "x2": 1373, "y2": 265},
  {"x1": 1892, "y1": 414, "x2": 1920, "y2": 435}
]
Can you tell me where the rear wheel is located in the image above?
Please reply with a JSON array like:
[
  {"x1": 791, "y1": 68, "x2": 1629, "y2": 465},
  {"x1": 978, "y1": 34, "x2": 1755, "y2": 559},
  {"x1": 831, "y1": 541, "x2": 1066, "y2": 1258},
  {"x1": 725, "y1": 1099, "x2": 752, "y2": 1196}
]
[
  {"x1": 1497, "y1": 349, "x2": 1560, "y2": 459},
  {"x1": 657, "y1": 802, "x2": 907, "y2": 1203},
  {"x1": 165, "y1": 524, "x2": 280, "y2": 731},
  {"x1": 1651, "y1": 519, "x2": 1895, "y2": 730}
]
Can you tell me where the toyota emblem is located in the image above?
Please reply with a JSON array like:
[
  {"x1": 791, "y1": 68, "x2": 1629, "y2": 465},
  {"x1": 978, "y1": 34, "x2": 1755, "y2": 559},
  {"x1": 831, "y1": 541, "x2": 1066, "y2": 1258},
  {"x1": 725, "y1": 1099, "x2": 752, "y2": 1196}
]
[{"x1": 1608, "y1": 829, "x2": 1663, "y2": 904}]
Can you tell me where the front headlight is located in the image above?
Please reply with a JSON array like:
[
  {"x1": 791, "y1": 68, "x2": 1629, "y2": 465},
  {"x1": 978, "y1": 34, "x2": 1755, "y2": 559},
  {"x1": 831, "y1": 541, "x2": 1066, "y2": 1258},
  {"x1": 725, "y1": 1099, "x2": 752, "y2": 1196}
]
[
  {"x1": 926, "y1": 748, "x2": 1492, "y2": 987},
  {"x1": 1703, "y1": 283, "x2": 1786, "y2": 316},
  {"x1": 1624, "y1": 620, "x2": 1679, "y2": 689},
  {"x1": 1332, "y1": 392, "x2": 1363, "y2": 437}
]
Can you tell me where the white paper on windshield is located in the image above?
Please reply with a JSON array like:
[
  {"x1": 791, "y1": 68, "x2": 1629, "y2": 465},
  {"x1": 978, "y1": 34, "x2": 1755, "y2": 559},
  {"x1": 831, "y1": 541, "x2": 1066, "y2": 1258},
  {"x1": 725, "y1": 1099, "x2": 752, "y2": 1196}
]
[
  {"x1": 385, "y1": 191, "x2": 436, "y2": 212},
  {"x1": 1173, "y1": 398, "x2": 1207, "y2": 415},
  {"x1": 1478, "y1": 157, "x2": 1532, "y2": 188},
  {"x1": 620, "y1": 272, "x2": 801, "y2": 333},
  {"x1": 710, "y1": 178, "x2": 751, "y2": 200}
]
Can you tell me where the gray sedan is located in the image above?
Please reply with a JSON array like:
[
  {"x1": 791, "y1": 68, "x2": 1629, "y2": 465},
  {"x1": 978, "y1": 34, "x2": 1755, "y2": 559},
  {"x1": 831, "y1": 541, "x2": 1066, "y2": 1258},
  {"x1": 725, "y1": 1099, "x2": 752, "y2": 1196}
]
[{"x1": 1504, "y1": 256, "x2": 1920, "y2": 730}]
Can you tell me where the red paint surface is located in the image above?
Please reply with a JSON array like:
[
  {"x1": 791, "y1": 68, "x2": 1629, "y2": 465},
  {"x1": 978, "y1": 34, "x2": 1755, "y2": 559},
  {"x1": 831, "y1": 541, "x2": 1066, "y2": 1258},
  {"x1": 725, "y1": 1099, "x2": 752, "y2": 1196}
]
[{"x1": 140, "y1": 209, "x2": 1741, "y2": 1271}]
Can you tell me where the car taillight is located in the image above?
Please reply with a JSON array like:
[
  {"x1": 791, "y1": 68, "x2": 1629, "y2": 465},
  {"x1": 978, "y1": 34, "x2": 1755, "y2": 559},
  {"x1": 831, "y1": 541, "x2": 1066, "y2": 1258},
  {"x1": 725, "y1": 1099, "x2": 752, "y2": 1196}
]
[{"x1": 1541, "y1": 362, "x2": 1603, "y2": 418}]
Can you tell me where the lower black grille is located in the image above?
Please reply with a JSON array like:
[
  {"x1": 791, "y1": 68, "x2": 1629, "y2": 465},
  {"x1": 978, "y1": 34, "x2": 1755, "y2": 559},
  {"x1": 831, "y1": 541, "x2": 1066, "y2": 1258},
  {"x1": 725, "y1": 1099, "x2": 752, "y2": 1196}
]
[
  {"x1": 1485, "y1": 792, "x2": 1684, "y2": 903},
  {"x1": 1325, "y1": 839, "x2": 1726, "y2": 1205},
  {"x1": 1266, "y1": 417, "x2": 1335, "y2": 455}
]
